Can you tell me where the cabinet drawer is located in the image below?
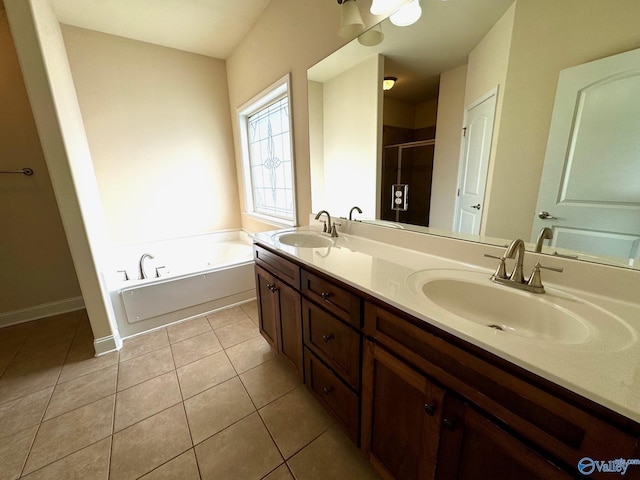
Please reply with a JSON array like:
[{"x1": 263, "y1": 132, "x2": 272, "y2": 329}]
[
  {"x1": 253, "y1": 244, "x2": 300, "y2": 289},
  {"x1": 302, "y1": 298, "x2": 361, "y2": 390},
  {"x1": 304, "y1": 348, "x2": 359, "y2": 443},
  {"x1": 364, "y1": 302, "x2": 639, "y2": 473},
  {"x1": 301, "y1": 270, "x2": 362, "y2": 327}
]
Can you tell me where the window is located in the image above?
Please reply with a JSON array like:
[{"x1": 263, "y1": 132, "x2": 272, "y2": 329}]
[{"x1": 238, "y1": 75, "x2": 296, "y2": 226}]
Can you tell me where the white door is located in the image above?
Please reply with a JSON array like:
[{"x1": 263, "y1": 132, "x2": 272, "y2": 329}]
[
  {"x1": 532, "y1": 48, "x2": 640, "y2": 260},
  {"x1": 453, "y1": 88, "x2": 498, "y2": 235}
]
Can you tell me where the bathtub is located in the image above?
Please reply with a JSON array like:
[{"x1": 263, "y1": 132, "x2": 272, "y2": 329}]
[{"x1": 109, "y1": 231, "x2": 256, "y2": 338}]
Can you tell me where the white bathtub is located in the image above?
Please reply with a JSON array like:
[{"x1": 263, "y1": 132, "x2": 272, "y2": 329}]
[{"x1": 109, "y1": 231, "x2": 256, "y2": 338}]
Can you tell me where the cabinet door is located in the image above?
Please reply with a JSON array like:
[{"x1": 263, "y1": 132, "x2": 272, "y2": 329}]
[
  {"x1": 436, "y1": 397, "x2": 572, "y2": 480},
  {"x1": 255, "y1": 266, "x2": 278, "y2": 349},
  {"x1": 361, "y1": 341, "x2": 445, "y2": 480},
  {"x1": 276, "y1": 280, "x2": 303, "y2": 380}
]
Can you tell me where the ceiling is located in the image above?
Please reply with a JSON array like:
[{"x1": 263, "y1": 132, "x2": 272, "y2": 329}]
[{"x1": 51, "y1": 0, "x2": 273, "y2": 59}]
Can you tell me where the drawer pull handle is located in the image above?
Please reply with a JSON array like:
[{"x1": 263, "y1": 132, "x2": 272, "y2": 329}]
[
  {"x1": 320, "y1": 292, "x2": 332, "y2": 301},
  {"x1": 266, "y1": 283, "x2": 278, "y2": 293},
  {"x1": 442, "y1": 418, "x2": 456, "y2": 431},
  {"x1": 424, "y1": 403, "x2": 436, "y2": 416},
  {"x1": 322, "y1": 386, "x2": 333, "y2": 395},
  {"x1": 322, "y1": 333, "x2": 334, "y2": 343}
]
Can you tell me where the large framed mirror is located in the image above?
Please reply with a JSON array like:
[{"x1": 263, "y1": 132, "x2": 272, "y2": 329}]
[{"x1": 308, "y1": 0, "x2": 640, "y2": 269}]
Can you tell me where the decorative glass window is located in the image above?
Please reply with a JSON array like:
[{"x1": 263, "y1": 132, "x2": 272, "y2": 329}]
[{"x1": 238, "y1": 75, "x2": 296, "y2": 225}]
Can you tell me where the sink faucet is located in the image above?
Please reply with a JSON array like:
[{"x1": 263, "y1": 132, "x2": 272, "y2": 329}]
[
  {"x1": 315, "y1": 210, "x2": 332, "y2": 234},
  {"x1": 485, "y1": 238, "x2": 563, "y2": 293},
  {"x1": 349, "y1": 206, "x2": 362, "y2": 221},
  {"x1": 139, "y1": 253, "x2": 154, "y2": 280},
  {"x1": 535, "y1": 227, "x2": 553, "y2": 253}
]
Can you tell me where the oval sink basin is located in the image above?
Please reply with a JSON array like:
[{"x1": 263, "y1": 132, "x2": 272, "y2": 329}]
[
  {"x1": 406, "y1": 269, "x2": 635, "y2": 350},
  {"x1": 272, "y1": 231, "x2": 333, "y2": 248}
]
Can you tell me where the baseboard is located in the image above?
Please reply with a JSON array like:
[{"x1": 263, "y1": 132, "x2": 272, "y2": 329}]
[
  {"x1": 0, "y1": 297, "x2": 85, "y2": 328},
  {"x1": 93, "y1": 334, "x2": 123, "y2": 356}
]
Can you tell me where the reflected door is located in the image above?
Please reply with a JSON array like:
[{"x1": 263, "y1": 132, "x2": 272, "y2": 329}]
[
  {"x1": 532, "y1": 48, "x2": 640, "y2": 260},
  {"x1": 453, "y1": 88, "x2": 497, "y2": 235}
]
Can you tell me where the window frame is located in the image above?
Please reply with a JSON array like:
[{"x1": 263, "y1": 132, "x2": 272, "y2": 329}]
[{"x1": 237, "y1": 74, "x2": 297, "y2": 227}]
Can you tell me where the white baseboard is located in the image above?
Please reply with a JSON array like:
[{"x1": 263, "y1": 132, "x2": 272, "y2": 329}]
[
  {"x1": 93, "y1": 334, "x2": 123, "y2": 356},
  {"x1": 0, "y1": 297, "x2": 85, "y2": 328}
]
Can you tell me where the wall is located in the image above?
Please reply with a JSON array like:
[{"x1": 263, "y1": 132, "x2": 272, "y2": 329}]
[
  {"x1": 226, "y1": 0, "x2": 383, "y2": 231},
  {"x1": 321, "y1": 55, "x2": 381, "y2": 217},
  {"x1": 429, "y1": 64, "x2": 467, "y2": 231},
  {"x1": 62, "y1": 26, "x2": 241, "y2": 246},
  {"x1": 485, "y1": 0, "x2": 640, "y2": 240},
  {"x1": 0, "y1": 8, "x2": 81, "y2": 322}
]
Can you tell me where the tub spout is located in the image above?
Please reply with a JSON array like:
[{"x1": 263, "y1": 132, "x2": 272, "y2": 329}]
[{"x1": 139, "y1": 253, "x2": 154, "y2": 280}]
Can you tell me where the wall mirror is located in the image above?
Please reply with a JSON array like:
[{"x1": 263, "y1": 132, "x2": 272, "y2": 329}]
[{"x1": 307, "y1": 0, "x2": 640, "y2": 270}]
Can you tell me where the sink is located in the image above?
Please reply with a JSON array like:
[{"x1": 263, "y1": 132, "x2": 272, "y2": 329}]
[
  {"x1": 406, "y1": 269, "x2": 635, "y2": 350},
  {"x1": 272, "y1": 231, "x2": 333, "y2": 248}
]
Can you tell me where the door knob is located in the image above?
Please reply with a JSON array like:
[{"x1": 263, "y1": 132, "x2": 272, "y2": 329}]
[
  {"x1": 538, "y1": 211, "x2": 557, "y2": 219},
  {"x1": 471, "y1": 203, "x2": 481, "y2": 210}
]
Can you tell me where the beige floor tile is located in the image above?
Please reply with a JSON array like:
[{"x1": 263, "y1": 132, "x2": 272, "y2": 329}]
[
  {"x1": 110, "y1": 404, "x2": 192, "y2": 480},
  {"x1": 23, "y1": 395, "x2": 115, "y2": 475},
  {"x1": 29, "y1": 312, "x2": 82, "y2": 344},
  {"x1": 240, "y1": 357, "x2": 300, "y2": 408},
  {"x1": 260, "y1": 386, "x2": 333, "y2": 459},
  {"x1": 139, "y1": 449, "x2": 200, "y2": 480},
  {"x1": 114, "y1": 371, "x2": 182, "y2": 432},
  {"x1": 240, "y1": 301, "x2": 260, "y2": 326},
  {"x1": 58, "y1": 351, "x2": 119, "y2": 384},
  {"x1": 166, "y1": 317, "x2": 211, "y2": 344},
  {"x1": 184, "y1": 376, "x2": 255, "y2": 445},
  {"x1": 21, "y1": 437, "x2": 111, "y2": 480},
  {"x1": 119, "y1": 329, "x2": 169, "y2": 363},
  {"x1": 176, "y1": 351, "x2": 236, "y2": 399},
  {"x1": 215, "y1": 318, "x2": 260, "y2": 349},
  {"x1": 206, "y1": 306, "x2": 250, "y2": 330},
  {"x1": 0, "y1": 388, "x2": 52, "y2": 440},
  {"x1": 195, "y1": 412, "x2": 283, "y2": 480},
  {"x1": 287, "y1": 427, "x2": 380, "y2": 480},
  {"x1": 44, "y1": 365, "x2": 117, "y2": 420},
  {"x1": 0, "y1": 362, "x2": 63, "y2": 406},
  {"x1": 117, "y1": 346, "x2": 174, "y2": 391},
  {"x1": 225, "y1": 335, "x2": 275, "y2": 374},
  {"x1": 264, "y1": 464, "x2": 295, "y2": 480},
  {"x1": 0, "y1": 425, "x2": 37, "y2": 480},
  {"x1": 170, "y1": 331, "x2": 223, "y2": 368},
  {"x1": 64, "y1": 326, "x2": 95, "y2": 360}
]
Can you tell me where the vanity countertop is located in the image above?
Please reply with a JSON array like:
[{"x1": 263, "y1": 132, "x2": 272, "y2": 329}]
[{"x1": 250, "y1": 227, "x2": 640, "y2": 424}]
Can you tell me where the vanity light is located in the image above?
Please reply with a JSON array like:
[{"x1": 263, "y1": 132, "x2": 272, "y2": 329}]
[
  {"x1": 390, "y1": 0, "x2": 422, "y2": 26},
  {"x1": 383, "y1": 76, "x2": 397, "y2": 90},
  {"x1": 358, "y1": 24, "x2": 384, "y2": 46},
  {"x1": 337, "y1": 0, "x2": 365, "y2": 38},
  {"x1": 370, "y1": 0, "x2": 412, "y2": 15}
]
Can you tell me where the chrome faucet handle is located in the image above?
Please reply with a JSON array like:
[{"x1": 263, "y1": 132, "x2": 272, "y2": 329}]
[
  {"x1": 155, "y1": 266, "x2": 166, "y2": 278},
  {"x1": 484, "y1": 254, "x2": 508, "y2": 279},
  {"x1": 320, "y1": 220, "x2": 327, "y2": 233},
  {"x1": 527, "y1": 262, "x2": 564, "y2": 292},
  {"x1": 117, "y1": 270, "x2": 129, "y2": 281},
  {"x1": 330, "y1": 222, "x2": 342, "y2": 238}
]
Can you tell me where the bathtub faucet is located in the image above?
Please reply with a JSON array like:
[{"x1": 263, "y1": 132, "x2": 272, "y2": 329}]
[{"x1": 139, "y1": 253, "x2": 154, "y2": 280}]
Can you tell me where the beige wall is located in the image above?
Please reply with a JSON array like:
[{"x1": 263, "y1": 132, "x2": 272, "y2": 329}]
[
  {"x1": 429, "y1": 64, "x2": 467, "y2": 231},
  {"x1": 62, "y1": 26, "x2": 241, "y2": 245},
  {"x1": 485, "y1": 0, "x2": 640, "y2": 240},
  {"x1": 226, "y1": 0, "x2": 382, "y2": 230},
  {"x1": 380, "y1": 97, "x2": 438, "y2": 130},
  {"x1": 0, "y1": 9, "x2": 81, "y2": 316}
]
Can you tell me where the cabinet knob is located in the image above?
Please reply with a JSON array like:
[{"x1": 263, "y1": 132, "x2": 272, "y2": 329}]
[
  {"x1": 442, "y1": 418, "x2": 456, "y2": 431},
  {"x1": 320, "y1": 292, "x2": 332, "y2": 301},
  {"x1": 322, "y1": 386, "x2": 333, "y2": 395},
  {"x1": 322, "y1": 333, "x2": 334, "y2": 343},
  {"x1": 266, "y1": 283, "x2": 278, "y2": 292},
  {"x1": 424, "y1": 403, "x2": 436, "y2": 416}
]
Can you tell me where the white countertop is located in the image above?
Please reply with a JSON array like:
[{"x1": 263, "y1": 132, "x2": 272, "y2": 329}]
[{"x1": 251, "y1": 226, "x2": 640, "y2": 424}]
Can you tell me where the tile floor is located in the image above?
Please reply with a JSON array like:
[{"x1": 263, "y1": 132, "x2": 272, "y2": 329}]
[{"x1": 0, "y1": 302, "x2": 380, "y2": 479}]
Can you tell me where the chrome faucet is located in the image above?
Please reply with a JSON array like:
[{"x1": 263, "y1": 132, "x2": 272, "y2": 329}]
[
  {"x1": 139, "y1": 253, "x2": 154, "y2": 280},
  {"x1": 535, "y1": 227, "x2": 553, "y2": 253},
  {"x1": 315, "y1": 210, "x2": 332, "y2": 234},
  {"x1": 485, "y1": 238, "x2": 563, "y2": 293},
  {"x1": 349, "y1": 206, "x2": 362, "y2": 221}
]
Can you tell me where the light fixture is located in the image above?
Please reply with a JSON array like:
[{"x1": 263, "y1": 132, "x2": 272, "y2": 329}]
[
  {"x1": 370, "y1": 0, "x2": 411, "y2": 16},
  {"x1": 383, "y1": 76, "x2": 397, "y2": 91},
  {"x1": 358, "y1": 24, "x2": 384, "y2": 46},
  {"x1": 390, "y1": 0, "x2": 422, "y2": 26},
  {"x1": 337, "y1": 0, "x2": 365, "y2": 38}
]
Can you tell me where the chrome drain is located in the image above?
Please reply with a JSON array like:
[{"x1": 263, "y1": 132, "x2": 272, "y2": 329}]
[{"x1": 487, "y1": 324, "x2": 504, "y2": 331}]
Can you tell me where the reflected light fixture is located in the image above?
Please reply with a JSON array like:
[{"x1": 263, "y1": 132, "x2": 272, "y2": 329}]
[
  {"x1": 358, "y1": 24, "x2": 384, "y2": 46},
  {"x1": 337, "y1": 0, "x2": 365, "y2": 38},
  {"x1": 390, "y1": 0, "x2": 422, "y2": 26},
  {"x1": 383, "y1": 76, "x2": 397, "y2": 91},
  {"x1": 370, "y1": 0, "x2": 411, "y2": 15}
]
